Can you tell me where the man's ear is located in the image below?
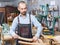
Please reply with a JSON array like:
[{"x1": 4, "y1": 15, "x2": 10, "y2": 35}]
[{"x1": 17, "y1": 7, "x2": 20, "y2": 11}]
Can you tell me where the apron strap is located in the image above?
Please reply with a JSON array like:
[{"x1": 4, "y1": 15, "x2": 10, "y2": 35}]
[
  {"x1": 29, "y1": 13, "x2": 31, "y2": 24},
  {"x1": 18, "y1": 16, "x2": 20, "y2": 24},
  {"x1": 17, "y1": 16, "x2": 20, "y2": 35}
]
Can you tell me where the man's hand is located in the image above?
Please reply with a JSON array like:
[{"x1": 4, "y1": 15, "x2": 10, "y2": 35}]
[
  {"x1": 12, "y1": 34, "x2": 19, "y2": 39},
  {"x1": 32, "y1": 36, "x2": 38, "y2": 42}
]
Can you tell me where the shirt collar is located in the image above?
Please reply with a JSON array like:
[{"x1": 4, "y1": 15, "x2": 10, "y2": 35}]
[{"x1": 19, "y1": 13, "x2": 28, "y2": 17}]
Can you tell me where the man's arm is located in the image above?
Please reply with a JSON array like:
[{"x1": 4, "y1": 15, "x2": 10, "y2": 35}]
[
  {"x1": 9, "y1": 17, "x2": 19, "y2": 38},
  {"x1": 31, "y1": 15, "x2": 43, "y2": 41}
]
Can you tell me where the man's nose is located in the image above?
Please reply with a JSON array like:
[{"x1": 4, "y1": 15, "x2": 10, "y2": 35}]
[{"x1": 23, "y1": 10, "x2": 26, "y2": 12}]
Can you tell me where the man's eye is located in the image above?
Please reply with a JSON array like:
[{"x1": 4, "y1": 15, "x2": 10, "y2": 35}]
[
  {"x1": 21, "y1": 8, "x2": 23, "y2": 10},
  {"x1": 24, "y1": 8, "x2": 27, "y2": 9}
]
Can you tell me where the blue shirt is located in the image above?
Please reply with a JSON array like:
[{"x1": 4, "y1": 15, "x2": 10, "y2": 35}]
[{"x1": 10, "y1": 13, "x2": 43, "y2": 38}]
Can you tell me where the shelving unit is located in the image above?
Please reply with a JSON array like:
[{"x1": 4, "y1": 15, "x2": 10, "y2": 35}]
[
  {"x1": 0, "y1": 7, "x2": 5, "y2": 25},
  {"x1": 36, "y1": 5, "x2": 59, "y2": 35}
]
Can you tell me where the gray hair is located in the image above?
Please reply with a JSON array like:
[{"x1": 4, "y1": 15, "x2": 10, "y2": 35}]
[{"x1": 18, "y1": 1, "x2": 27, "y2": 7}]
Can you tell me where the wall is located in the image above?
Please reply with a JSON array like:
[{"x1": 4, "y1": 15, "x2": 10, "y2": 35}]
[
  {"x1": 0, "y1": 2, "x2": 13, "y2": 7},
  {"x1": 27, "y1": 0, "x2": 60, "y2": 11},
  {"x1": 13, "y1": 0, "x2": 27, "y2": 7}
]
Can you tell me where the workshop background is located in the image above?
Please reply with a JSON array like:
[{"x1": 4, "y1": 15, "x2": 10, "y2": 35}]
[{"x1": 0, "y1": 0, "x2": 60, "y2": 45}]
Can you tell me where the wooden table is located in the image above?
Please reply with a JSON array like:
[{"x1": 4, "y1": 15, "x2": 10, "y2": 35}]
[
  {"x1": 51, "y1": 36, "x2": 60, "y2": 45},
  {"x1": 42, "y1": 35, "x2": 60, "y2": 45}
]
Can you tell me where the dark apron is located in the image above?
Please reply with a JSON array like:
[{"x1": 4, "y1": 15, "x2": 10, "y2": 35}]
[{"x1": 16, "y1": 14, "x2": 32, "y2": 45}]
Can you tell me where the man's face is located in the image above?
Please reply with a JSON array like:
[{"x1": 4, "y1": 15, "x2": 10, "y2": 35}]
[{"x1": 18, "y1": 3, "x2": 27, "y2": 15}]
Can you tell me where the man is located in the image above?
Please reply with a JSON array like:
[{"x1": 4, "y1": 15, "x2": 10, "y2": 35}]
[{"x1": 10, "y1": 1, "x2": 43, "y2": 45}]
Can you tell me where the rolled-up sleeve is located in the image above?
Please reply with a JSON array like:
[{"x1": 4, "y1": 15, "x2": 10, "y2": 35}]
[
  {"x1": 10, "y1": 17, "x2": 18, "y2": 36},
  {"x1": 31, "y1": 15, "x2": 43, "y2": 38}
]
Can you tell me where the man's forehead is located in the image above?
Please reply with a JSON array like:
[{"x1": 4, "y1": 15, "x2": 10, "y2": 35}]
[{"x1": 19, "y1": 3, "x2": 27, "y2": 7}]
